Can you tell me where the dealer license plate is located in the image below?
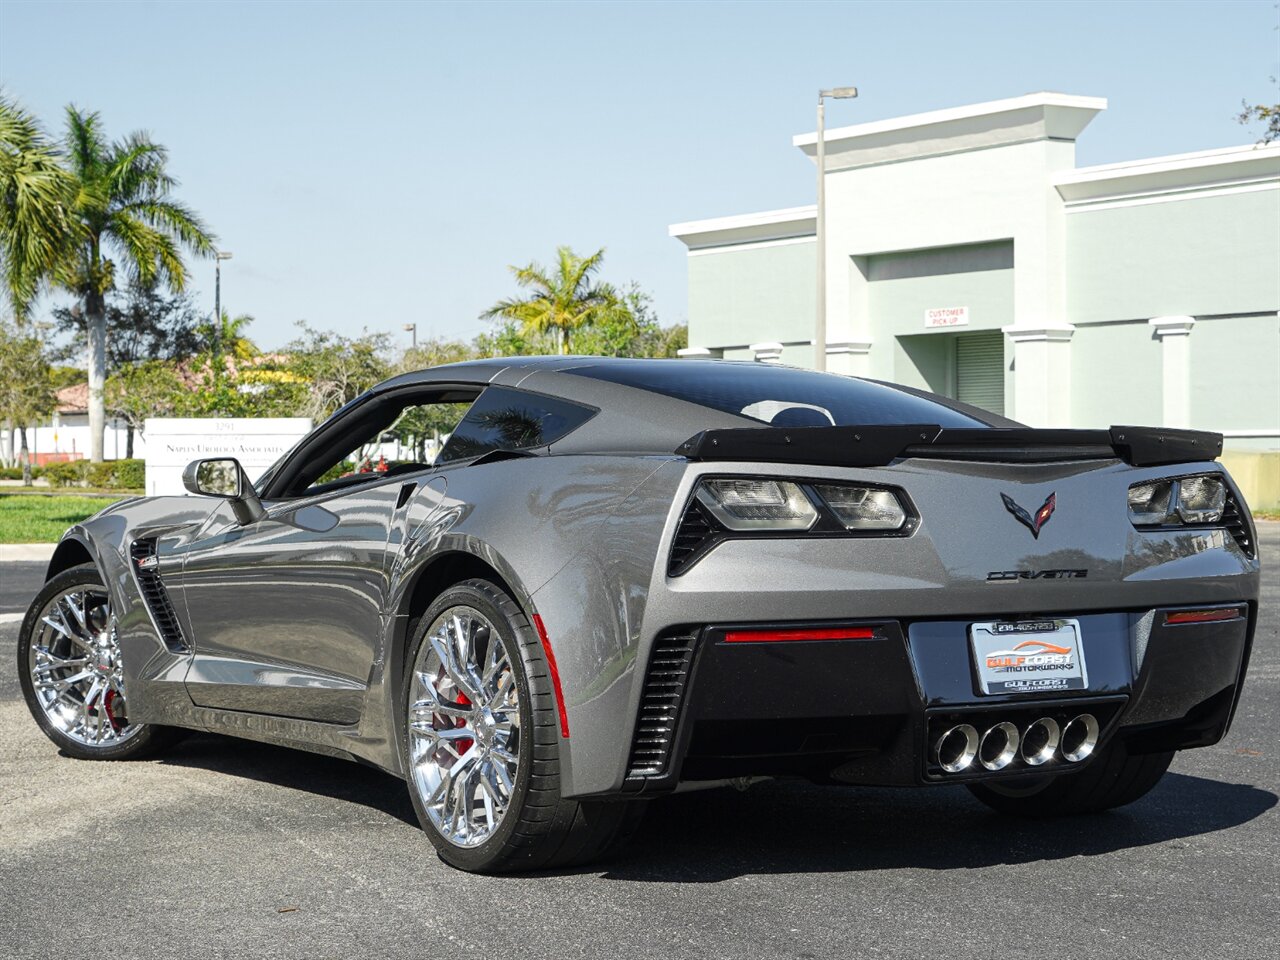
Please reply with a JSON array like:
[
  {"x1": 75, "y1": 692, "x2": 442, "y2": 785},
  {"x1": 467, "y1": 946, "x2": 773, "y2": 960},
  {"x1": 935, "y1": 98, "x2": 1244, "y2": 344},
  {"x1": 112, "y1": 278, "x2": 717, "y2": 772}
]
[{"x1": 969, "y1": 619, "x2": 1087, "y2": 695}]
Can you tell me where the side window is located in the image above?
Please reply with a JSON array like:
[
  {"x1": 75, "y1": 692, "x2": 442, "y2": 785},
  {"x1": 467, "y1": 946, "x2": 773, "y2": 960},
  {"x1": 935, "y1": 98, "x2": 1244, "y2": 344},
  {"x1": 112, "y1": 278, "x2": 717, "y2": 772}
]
[
  {"x1": 311, "y1": 400, "x2": 473, "y2": 488},
  {"x1": 437, "y1": 387, "x2": 596, "y2": 465}
]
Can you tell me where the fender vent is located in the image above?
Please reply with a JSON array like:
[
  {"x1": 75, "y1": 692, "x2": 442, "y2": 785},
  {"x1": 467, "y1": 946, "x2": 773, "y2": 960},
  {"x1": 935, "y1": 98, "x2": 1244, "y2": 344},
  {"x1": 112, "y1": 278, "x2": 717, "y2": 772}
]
[
  {"x1": 1222, "y1": 494, "x2": 1255, "y2": 560},
  {"x1": 626, "y1": 632, "x2": 698, "y2": 780},
  {"x1": 668, "y1": 499, "x2": 719, "y2": 576},
  {"x1": 129, "y1": 539, "x2": 187, "y2": 651}
]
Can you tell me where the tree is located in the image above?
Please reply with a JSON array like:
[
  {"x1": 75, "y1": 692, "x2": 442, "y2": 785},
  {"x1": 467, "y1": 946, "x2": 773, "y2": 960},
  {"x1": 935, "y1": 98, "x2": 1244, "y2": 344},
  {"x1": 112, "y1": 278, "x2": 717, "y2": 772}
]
[
  {"x1": 0, "y1": 319, "x2": 56, "y2": 484},
  {"x1": 482, "y1": 246, "x2": 624, "y2": 354},
  {"x1": 572, "y1": 284, "x2": 687, "y2": 358},
  {"x1": 0, "y1": 95, "x2": 76, "y2": 320},
  {"x1": 105, "y1": 358, "x2": 186, "y2": 457},
  {"x1": 284, "y1": 322, "x2": 392, "y2": 421},
  {"x1": 53, "y1": 276, "x2": 203, "y2": 371},
  {"x1": 197, "y1": 309, "x2": 257, "y2": 361},
  {"x1": 56, "y1": 106, "x2": 215, "y2": 462},
  {"x1": 1238, "y1": 94, "x2": 1280, "y2": 144}
]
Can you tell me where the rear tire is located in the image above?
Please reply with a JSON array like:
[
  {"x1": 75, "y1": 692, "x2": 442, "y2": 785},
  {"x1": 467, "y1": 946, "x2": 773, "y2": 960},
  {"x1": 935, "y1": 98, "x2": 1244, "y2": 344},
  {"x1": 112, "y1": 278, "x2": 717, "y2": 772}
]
[
  {"x1": 401, "y1": 578, "x2": 644, "y2": 873},
  {"x1": 967, "y1": 740, "x2": 1174, "y2": 817}
]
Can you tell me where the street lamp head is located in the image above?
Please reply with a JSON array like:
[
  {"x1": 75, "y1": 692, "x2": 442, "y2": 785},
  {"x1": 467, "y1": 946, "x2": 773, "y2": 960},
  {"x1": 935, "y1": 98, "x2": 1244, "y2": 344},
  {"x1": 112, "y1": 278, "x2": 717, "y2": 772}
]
[
  {"x1": 216, "y1": 251, "x2": 233, "y2": 261},
  {"x1": 403, "y1": 323, "x2": 416, "y2": 332},
  {"x1": 821, "y1": 86, "x2": 859, "y2": 100}
]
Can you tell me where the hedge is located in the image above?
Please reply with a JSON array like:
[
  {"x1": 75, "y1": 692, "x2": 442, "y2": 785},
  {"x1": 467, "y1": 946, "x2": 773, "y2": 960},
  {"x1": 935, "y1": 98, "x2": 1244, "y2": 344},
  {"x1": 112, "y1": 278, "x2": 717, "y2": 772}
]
[{"x1": 39, "y1": 459, "x2": 145, "y2": 491}]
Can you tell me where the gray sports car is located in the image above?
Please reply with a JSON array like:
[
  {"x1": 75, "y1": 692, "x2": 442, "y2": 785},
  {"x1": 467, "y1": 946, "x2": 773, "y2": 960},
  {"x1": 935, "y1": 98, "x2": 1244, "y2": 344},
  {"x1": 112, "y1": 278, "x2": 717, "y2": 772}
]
[{"x1": 19, "y1": 357, "x2": 1260, "y2": 872}]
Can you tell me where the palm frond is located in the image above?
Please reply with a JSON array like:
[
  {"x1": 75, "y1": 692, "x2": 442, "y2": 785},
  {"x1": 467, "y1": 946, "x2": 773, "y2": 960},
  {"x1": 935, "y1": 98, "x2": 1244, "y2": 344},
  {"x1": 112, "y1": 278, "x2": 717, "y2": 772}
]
[
  {"x1": 63, "y1": 105, "x2": 106, "y2": 181},
  {"x1": 107, "y1": 136, "x2": 174, "y2": 201},
  {"x1": 0, "y1": 96, "x2": 78, "y2": 318},
  {"x1": 120, "y1": 198, "x2": 215, "y2": 257}
]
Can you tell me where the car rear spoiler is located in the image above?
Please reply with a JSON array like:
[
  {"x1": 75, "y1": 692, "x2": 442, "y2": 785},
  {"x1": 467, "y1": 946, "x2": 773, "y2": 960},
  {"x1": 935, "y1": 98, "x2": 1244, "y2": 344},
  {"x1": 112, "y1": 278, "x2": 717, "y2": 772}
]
[{"x1": 676, "y1": 424, "x2": 1223, "y2": 469}]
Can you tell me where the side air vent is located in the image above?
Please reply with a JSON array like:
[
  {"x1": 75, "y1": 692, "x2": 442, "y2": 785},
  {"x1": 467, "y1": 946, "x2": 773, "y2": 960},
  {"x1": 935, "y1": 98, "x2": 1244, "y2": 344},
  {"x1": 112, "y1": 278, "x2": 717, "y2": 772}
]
[
  {"x1": 1222, "y1": 494, "x2": 1256, "y2": 559},
  {"x1": 129, "y1": 539, "x2": 187, "y2": 651},
  {"x1": 668, "y1": 499, "x2": 719, "y2": 576},
  {"x1": 625, "y1": 632, "x2": 698, "y2": 780}
]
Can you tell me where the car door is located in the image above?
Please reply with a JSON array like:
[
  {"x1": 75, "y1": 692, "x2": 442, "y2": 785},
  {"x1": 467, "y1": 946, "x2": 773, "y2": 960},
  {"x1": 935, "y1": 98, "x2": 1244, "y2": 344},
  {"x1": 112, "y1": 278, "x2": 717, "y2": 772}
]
[{"x1": 178, "y1": 475, "x2": 409, "y2": 724}]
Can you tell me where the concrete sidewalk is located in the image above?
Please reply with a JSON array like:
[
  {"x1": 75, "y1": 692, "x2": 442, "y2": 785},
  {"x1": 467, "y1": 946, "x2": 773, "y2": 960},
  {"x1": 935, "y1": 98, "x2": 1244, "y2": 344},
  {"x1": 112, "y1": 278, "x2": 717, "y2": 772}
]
[{"x1": 0, "y1": 544, "x2": 56, "y2": 563}]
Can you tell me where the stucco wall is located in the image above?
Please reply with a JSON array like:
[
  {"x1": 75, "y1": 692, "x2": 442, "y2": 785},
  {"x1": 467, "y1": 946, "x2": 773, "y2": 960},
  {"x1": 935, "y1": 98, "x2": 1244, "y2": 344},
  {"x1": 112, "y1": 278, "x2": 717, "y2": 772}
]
[
  {"x1": 1065, "y1": 189, "x2": 1280, "y2": 323},
  {"x1": 1189, "y1": 314, "x2": 1280, "y2": 437},
  {"x1": 687, "y1": 239, "x2": 814, "y2": 348},
  {"x1": 1068, "y1": 321, "x2": 1163, "y2": 427},
  {"x1": 866, "y1": 241, "x2": 1015, "y2": 336}
]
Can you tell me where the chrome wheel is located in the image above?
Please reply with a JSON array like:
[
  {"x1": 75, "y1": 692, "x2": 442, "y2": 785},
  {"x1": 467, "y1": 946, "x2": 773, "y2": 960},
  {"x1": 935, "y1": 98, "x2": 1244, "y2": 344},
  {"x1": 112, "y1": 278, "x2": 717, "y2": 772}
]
[
  {"x1": 407, "y1": 605, "x2": 521, "y2": 848},
  {"x1": 27, "y1": 586, "x2": 140, "y2": 747}
]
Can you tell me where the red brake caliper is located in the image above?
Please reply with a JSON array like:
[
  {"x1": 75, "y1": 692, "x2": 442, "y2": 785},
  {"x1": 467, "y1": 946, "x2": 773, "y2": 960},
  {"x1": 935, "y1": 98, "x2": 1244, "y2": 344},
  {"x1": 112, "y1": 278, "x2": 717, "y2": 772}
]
[
  {"x1": 454, "y1": 691, "x2": 474, "y2": 754},
  {"x1": 102, "y1": 689, "x2": 124, "y2": 733}
]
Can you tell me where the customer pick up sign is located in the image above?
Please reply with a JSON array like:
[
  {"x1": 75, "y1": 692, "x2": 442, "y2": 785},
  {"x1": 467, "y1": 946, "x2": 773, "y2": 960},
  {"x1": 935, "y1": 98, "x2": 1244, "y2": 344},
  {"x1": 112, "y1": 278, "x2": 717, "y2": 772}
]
[
  {"x1": 144, "y1": 417, "x2": 313, "y2": 496},
  {"x1": 925, "y1": 306, "x2": 969, "y2": 329}
]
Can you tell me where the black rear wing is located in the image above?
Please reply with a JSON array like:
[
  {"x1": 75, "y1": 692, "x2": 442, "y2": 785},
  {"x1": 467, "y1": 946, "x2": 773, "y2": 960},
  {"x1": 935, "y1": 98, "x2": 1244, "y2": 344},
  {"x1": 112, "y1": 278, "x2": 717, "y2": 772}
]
[{"x1": 676, "y1": 424, "x2": 1223, "y2": 469}]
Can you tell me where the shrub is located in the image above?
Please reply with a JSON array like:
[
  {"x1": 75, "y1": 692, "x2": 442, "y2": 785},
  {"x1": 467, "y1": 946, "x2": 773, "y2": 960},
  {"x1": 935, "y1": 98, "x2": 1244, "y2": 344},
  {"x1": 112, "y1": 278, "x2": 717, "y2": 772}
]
[
  {"x1": 110, "y1": 459, "x2": 145, "y2": 490},
  {"x1": 87, "y1": 462, "x2": 116, "y2": 488},
  {"x1": 43, "y1": 461, "x2": 87, "y2": 488}
]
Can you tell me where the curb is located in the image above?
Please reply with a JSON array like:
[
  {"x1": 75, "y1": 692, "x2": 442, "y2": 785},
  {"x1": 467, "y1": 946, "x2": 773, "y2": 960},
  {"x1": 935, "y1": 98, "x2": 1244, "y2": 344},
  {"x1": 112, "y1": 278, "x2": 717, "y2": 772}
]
[{"x1": 0, "y1": 544, "x2": 56, "y2": 562}]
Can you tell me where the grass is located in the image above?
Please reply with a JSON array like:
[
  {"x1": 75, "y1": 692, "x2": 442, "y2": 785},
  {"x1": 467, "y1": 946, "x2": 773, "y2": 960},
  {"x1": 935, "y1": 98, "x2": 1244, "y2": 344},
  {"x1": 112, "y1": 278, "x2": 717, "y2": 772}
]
[{"x1": 0, "y1": 493, "x2": 127, "y2": 544}]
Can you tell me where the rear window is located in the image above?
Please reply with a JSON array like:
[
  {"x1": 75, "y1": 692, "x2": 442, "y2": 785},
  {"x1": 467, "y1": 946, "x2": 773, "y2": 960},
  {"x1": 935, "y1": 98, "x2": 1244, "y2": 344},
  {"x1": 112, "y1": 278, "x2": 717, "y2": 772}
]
[
  {"x1": 437, "y1": 386, "x2": 597, "y2": 464},
  {"x1": 566, "y1": 360, "x2": 991, "y2": 428}
]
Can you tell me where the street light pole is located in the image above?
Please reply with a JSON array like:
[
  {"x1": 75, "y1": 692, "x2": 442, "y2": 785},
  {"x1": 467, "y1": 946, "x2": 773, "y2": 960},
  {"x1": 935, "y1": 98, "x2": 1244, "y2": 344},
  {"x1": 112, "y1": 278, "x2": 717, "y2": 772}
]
[
  {"x1": 404, "y1": 323, "x2": 417, "y2": 350},
  {"x1": 214, "y1": 250, "x2": 233, "y2": 368},
  {"x1": 815, "y1": 86, "x2": 857, "y2": 373}
]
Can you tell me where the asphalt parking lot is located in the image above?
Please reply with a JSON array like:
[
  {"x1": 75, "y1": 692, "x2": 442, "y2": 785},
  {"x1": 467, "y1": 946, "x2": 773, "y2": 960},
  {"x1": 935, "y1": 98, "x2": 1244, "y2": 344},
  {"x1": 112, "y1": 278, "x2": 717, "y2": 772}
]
[{"x1": 1, "y1": 529, "x2": 1276, "y2": 960}]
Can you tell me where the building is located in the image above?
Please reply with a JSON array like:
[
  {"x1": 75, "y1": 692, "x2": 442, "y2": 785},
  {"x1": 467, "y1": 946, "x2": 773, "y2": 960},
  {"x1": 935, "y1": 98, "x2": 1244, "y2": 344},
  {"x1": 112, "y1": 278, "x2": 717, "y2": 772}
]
[
  {"x1": 0, "y1": 383, "x2": 140, "y2": 467},
  {"x1": 669, "y1": 93, "x2": 1280, "y2": 507}
]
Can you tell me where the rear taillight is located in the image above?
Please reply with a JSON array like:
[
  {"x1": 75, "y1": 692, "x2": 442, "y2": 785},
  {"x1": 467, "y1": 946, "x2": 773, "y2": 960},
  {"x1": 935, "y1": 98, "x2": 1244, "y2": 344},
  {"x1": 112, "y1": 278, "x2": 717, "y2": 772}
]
[
  {"x1": 668, "y1": 476, "x2": 915, "y2": 576},
  {"x1": 696, "y1": 479, "x2": 818, "y2": 531},
  {"x1": 1128, "y1": 474, "x2": 1228, "y2": 526}
]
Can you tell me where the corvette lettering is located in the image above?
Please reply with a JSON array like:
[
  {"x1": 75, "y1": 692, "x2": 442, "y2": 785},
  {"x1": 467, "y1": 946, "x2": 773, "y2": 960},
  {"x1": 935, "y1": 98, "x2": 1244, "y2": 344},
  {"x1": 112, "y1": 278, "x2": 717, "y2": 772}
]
[{"x1": 986, "y1": 569, "x2": 1088, "y2": 581}]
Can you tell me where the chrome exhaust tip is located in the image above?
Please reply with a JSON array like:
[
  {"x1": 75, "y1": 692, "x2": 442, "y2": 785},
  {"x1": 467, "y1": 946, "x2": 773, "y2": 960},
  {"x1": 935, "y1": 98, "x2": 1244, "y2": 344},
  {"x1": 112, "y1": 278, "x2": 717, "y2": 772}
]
[
  {"x1": 1061, "y1": 714, "x2": 1099, "y2": 762},
  {"x1": 936, "y1": 723, "x2": 979, "y2": 773},
  {"x1": 1020, "y1": 717, "x2": 1061, "y2": 767},
  {"x1": 978, "y1": 721, "x2": 1020, "y2": 771}
]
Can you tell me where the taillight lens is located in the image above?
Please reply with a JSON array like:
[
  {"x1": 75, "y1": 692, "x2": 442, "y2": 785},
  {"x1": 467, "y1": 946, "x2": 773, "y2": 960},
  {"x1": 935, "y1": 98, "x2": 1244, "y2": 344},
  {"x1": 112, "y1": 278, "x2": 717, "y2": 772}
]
[
  {"x1": 1176, "y1": 476, "x2": 1226, "y2": 523},
  {"x1": 814, "y1": 484, "x2": 907, "y2": 530},
  {"x1": 1128, "y1": 480, "x2": 1174, "y2": 525},
  {"x1": 1128, "y1": 474, "x2": 1227, "y2": 527},
  {"x1": 695, "y1": 479, "x2": 818, "y2": 531}
]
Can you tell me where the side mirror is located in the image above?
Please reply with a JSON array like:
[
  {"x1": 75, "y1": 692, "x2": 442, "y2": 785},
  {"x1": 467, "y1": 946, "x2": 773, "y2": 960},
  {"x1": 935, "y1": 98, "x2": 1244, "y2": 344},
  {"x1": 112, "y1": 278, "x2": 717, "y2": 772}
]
[{"x1": 182, "y1": 457, "x2": 265, "y2": 525}]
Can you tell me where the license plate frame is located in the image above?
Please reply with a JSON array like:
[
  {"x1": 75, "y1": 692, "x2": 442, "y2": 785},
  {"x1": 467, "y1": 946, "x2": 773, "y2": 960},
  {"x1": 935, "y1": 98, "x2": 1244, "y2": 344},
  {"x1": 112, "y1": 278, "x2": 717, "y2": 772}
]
[{"x1": 969, "y1": 619, "x2": 1087, "y2": 696}]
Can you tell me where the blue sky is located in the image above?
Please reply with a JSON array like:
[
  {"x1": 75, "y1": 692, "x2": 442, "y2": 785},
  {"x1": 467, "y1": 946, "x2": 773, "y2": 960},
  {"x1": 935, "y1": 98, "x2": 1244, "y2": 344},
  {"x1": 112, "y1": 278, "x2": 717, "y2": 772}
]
[{"x1": 2, "y1": 0, "x2": 1277, "y2": 350}]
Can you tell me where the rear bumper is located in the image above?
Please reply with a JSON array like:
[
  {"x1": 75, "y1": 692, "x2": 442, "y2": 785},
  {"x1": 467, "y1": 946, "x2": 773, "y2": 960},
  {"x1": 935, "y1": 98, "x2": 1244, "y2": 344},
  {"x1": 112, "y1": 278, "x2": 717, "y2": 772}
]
[{"x1": 612, "y1": 603, "x2": 1254, "y2": 796}]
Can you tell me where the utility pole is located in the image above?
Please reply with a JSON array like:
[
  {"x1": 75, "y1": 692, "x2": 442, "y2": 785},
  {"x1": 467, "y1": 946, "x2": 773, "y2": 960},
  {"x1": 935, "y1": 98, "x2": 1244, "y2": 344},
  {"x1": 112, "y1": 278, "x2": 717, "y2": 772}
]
[
  {"x1": 214, "y1": 250, "x2": 233, "y2": 368},
  {"x1": 815, "y1": 87, "x2": 857, "y2": 372}
]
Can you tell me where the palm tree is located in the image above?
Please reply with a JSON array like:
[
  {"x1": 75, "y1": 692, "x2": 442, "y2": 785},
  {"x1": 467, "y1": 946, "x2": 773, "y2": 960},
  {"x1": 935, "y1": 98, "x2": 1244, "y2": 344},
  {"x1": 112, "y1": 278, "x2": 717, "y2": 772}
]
[
  {"x1": 59, "y1": 107, "x2": 215, "y2": 461},
  {"x1": 0, "y1": 95, "x2": 76, "y2": 320},
  {"x1": 482, "y1": 246, "x2": 625, "y2": 354}
]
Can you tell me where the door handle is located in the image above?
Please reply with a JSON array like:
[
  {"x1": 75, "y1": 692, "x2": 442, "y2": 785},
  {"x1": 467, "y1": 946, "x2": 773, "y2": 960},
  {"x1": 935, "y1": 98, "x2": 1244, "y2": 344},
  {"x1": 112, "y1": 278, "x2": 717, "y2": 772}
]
[{"x1": 396, "y1": 481, "x2": 417, "y2": 509}]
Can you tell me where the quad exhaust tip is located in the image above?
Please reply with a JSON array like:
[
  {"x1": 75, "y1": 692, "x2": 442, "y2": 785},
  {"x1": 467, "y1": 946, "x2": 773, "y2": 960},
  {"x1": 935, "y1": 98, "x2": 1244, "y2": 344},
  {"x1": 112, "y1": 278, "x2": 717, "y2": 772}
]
[
  {"x1": 978, "y1": 721, "x2": 1021, "y2": 771},
  {"x1": 1020, "y1": 717, "x2": 1061, "y2": 767},
  {"x1": 936, "y1": 723, "x2": 979, "y2": 773},
  {"x1": 1061, "y1": 713, "x2": 1099, "y2": 762},
  {"x1": 936, "y1": 713, "x2": 1099, "y2": 774}
]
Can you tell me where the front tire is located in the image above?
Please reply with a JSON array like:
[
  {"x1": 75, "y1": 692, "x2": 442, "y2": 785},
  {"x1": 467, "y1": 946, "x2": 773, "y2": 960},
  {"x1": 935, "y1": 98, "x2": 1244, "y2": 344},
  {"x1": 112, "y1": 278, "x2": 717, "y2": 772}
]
[
  {"x1": 19, "y1": 563, "x2": 182, "y2": 761},
  {"x1": 401, "y1": 579, "x2": 643, "y2": 873},
  {"x1": 967, "y1": 740, "x2": 1174, "y2": 817}
]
